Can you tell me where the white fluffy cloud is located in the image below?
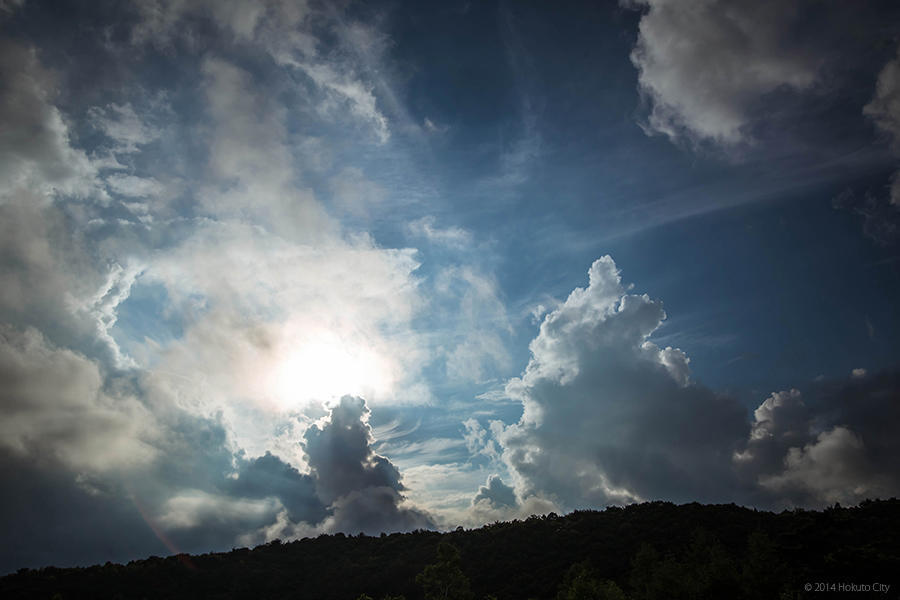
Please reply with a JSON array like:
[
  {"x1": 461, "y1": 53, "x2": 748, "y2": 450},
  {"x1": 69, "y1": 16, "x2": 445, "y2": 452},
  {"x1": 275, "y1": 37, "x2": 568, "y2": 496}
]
[
  {"x1": 735, "y1": 374, "x2": 900, "y2": 507},
  {"x1": 484, "y1": 257, "x2": 900, "y2": 512},
  {"x1": 627, "y1": 0, "x2": 820, "y2": 145},
  {"x1": 758, "y1": 427, "x2": 883, "y2": 506},
  {"x1": 496, "y1": 256, "x2": 749, "y2": 508},
  {"x1": 0, "y1": 326, "x2": 157, "y2": 472}
]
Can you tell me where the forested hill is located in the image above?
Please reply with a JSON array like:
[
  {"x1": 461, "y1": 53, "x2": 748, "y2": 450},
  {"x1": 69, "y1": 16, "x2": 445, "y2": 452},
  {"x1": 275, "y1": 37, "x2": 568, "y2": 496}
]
[{"x1": 2, "y1": 499, "x2": 899, "y2": 599}]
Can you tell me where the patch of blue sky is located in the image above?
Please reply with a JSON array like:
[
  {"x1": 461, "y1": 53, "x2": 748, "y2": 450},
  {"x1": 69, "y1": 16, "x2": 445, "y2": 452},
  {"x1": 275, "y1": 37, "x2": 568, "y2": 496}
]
[{"x1": 111, "y1": 281, "x2": 188, "y2": 360}]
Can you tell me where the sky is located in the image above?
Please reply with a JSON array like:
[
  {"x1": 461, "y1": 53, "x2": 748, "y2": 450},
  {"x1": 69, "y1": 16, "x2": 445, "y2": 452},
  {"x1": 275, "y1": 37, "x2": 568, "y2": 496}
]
[{"x1": 1, "y1": 0, "x2": 900, "y2": 573}]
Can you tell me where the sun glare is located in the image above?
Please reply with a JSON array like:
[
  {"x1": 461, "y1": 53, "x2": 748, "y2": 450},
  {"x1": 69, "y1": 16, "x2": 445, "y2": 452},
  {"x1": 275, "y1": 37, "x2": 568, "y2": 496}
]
[{"x1": 270, "y1": 331, "x2": 392, "y2": 410}]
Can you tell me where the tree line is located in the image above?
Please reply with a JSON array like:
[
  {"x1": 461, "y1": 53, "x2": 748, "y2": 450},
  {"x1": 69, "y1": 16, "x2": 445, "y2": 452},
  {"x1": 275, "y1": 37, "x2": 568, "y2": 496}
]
[{"x1": 2, "y1": 499, "x2": 898, "y2": 599}]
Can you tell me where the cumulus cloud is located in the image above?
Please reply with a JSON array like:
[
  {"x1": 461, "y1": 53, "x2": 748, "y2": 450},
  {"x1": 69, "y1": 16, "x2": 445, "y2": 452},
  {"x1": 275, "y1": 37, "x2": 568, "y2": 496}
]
[
  {"x1": 733, "y1": 388, "x2": 809, "y2": 477},
  {"x1": 462, "y1": 418, "x2": 501, "y2": 462},
  {"x1": 304, "y1": 396, "x2": 434, "y2": 535},
  {"x1": 0, "y1": 6, "x2": 430, "y2": 570},
  {"x1": 0, "y1": 197, "x2": 100, "y2": 337},
  {"x1": 626, "y1": 0, "x2": 821, "y2": 145},
  {"x1": 225, "y1": 451, "x2": 326, "y2": 526},
  {"x1": 472, "y1": 474, "x2": 517, "y2": 509},
  {"x1": 476, "y1": 258, "x2": 900, "y2": 514},
  {"x1": 0, "y1": 39, "x2": 98, "y2": 201},
  {"x1": 0, "y1": 388, "x2": 436, "y2": 570},
  {"x1": 495, "y1": 256, "x2": 749, "y2": 508},
  {"x1": 758, "y1": 427, "x2": 881, "y2": 506},
  {"x1": 833, "y1": 45, "x2": 900, "y2": 244},
  {"x1": 0, "y1": 325, "x2": 157, "y2": 472},
  {"x1": 735, "y1": 370, "x2": 900, "y2": 507}
]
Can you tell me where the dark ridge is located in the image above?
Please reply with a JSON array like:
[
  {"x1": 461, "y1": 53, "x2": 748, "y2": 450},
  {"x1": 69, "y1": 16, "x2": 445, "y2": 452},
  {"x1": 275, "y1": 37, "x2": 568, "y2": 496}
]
[{"x1": 2, "y1": 499, "x2": 899, "y2": 599}]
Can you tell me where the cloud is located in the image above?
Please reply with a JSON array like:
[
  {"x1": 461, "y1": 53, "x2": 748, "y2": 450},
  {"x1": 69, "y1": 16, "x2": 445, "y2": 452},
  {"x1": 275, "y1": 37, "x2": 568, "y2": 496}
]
[
  {"x1": 495, "y1": 256, "x2": 749, "y2": 508},
  {"x1": 0, "y1": 325, "x2": 157, "y2": 472},
  {"x1": 0, "y1": 39, "x2": 98, "y2": 201},
  {"x1": 132, "y1": 0, "x2": 391, "y2": 145},
  {"x1": 832, "y1": 43, "x2": 900, "y2": 245},
  {"x1": 833, "y1": 44, "x2": 900, "y2": 244},
  {"x1": 328, "y1": 166, "x2": 387, "y2": 218},
  {"x1": 735, "y1": 370, "x2": 900, "y2": 507},
  {"x1": 157, "y1": 490, "x2": 280, "y2": 531},
  {"x1": 490, "y1": 257, "x2": 900, "y2": 511},
  {"x1": 435, "y1": 266, "x2": 512, "y2": 384},
  {"x1": 732, "y1": 388, "x2": 809, "y2": 477},
  {"x1": 0, "y1": 2, "x2": 437, "y2": 572},
  {"x1": 832, "y1": 188, "x2": 900, "y2": 246},
  {"x1": 472, "y1": 474, "x2": 517, "y2": 509},
  {"x1": 298, "y1": 63, "x2": 391, "y2": 144},
  {"x1": 0, "y1": 449, "x2": 164, "y2": 572},
  {"x1": 864, "y1": 48, "x2": 900, "y2": 158},
  {"x1": 407, "y1": 216, "x2": 473, "y2": 249},
  {"x1": 105, "y1": 174, "x2": 164, "y2": 199},
  {"x1": 90, "y1": 103, "x2": 161, "y2": 155},
  {"x1": 462, "y1": 418, "x2": 501, "y2": 462},
  {"x1": 758, "y1": 427, "x2": 880, "y2": 506},
  {"x1": 0, "y1": 196, "x2": 101, "y2": 340},
  {"x1": 225, "y1": 451, "x2": 326, "y2": 525},
  {"x1": 626, "y1": 0, "x2": 821, "y2": 145},
  {"x1": 304, "y1": 396, "x2": 434, "y2": 535}
]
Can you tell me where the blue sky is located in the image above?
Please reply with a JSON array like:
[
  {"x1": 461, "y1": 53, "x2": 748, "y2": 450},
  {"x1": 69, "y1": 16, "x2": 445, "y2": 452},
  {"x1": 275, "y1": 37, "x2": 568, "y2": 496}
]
[{"x1": 1, "y1": 0, "x2": 900, "y2": 572}]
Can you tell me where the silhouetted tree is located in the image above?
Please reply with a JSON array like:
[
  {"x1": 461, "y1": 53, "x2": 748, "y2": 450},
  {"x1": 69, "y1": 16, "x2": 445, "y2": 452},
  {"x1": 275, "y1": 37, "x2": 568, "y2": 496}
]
[
  {"x1": 742, "y1": 531, "x2": 785, "y2": 600},
  {"x1": 556, "y1": 562, "x2": 627, "y2": 600},
  {"x1": 416, "y1": 542, "x2": 473, "y2": 600}
]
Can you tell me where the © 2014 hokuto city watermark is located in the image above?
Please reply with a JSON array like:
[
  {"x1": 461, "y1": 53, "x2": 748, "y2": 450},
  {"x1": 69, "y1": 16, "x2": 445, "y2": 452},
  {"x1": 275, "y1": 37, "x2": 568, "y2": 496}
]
[{"x1": 804, "y1": 582, "x2": 891, "y2": 593}]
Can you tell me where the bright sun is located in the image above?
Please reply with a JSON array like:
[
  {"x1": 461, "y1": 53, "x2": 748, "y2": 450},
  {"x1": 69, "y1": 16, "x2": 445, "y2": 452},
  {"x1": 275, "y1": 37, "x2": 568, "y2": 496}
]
[{"x1": 269, "y1": 330, "x2": 392, "y2": 410}]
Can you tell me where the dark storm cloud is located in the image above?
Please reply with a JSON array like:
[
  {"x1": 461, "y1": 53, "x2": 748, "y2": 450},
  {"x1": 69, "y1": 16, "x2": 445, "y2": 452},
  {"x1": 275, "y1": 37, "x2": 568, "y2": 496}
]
[
  {"x1": 226, "y1": 452, "x2": 326, "y2": 525},
  {"x1": 304, "y1": 396, "x2": 434, "y2": 535},
  {"x1": 0, "y1": 397, "x2": 247, "y2": 572},
  {"x1": 0, "y1": 338, "x2": 430, "y2": 572},
  {"x1": 0, "y1": 450, "x2": 165, "y2": 573},
  {"x1": 737, "y1": 369, "x2": 900, "y2": 507}
]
